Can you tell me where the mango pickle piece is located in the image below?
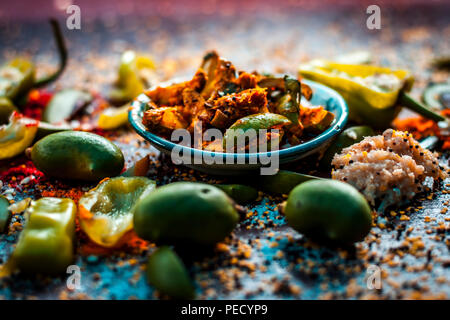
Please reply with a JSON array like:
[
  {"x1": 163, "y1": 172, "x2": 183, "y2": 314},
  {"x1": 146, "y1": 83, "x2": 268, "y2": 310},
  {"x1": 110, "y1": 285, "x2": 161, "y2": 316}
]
[
  {"x1": 300, "y1": 106, "x2": 335, "y2": 133},
  {"x1": 79, "y1": 177, "x2": 156, "y2": 247},
  {"x1": 223, "y1": 113, "x2": 291, "y2": 151}
]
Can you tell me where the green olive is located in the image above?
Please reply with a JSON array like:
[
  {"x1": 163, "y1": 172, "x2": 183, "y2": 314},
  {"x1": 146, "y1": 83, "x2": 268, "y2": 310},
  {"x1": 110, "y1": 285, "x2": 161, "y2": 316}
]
[
  {"x1": 320, "y1": 126, "x2": 374, "y2": 168},
  {"x1": 147, "y1": 246, "x2": 195, "y2": 300},
  {"x1": 285, "y1": 180, "x2": 372, "y2": 244},
  {"x1": 31, "y1": 131, "x2": 124, "y2": 181},
  {"x1": 133, "y1": 182, "x2": 239, "y2": 246}
]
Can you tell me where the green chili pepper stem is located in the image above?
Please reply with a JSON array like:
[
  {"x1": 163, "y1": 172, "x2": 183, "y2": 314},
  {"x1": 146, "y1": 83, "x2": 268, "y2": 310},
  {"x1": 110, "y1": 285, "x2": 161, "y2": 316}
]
[
  {"x1": 33, "y1": 19, "x2": 68, "y2": 88},
  {"x1": 398, "y1": 92, "x2": 445, "y2": 122}
]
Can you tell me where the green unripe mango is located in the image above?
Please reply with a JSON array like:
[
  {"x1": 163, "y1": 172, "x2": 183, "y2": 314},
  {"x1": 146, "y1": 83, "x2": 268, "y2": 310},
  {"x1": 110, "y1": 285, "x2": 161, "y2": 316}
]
[
  {"x1": 133, "y1": 182, "x2": 239, "y2": 246},
  {"x1": 31, "y1": 131, "x2": 124, "y2": 181},
  {"x1": 285, "y1": 179, "x2": 372, "y2": 244},
  {"x1": 147, "y1": 247, "x2": 195, "y2": 300}
]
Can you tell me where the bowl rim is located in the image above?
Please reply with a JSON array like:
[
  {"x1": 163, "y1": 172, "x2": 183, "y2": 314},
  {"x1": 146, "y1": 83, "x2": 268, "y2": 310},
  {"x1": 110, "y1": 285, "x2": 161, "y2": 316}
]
[{"x1": 129, "y1": 78, "x2": 348, "y2": 161}]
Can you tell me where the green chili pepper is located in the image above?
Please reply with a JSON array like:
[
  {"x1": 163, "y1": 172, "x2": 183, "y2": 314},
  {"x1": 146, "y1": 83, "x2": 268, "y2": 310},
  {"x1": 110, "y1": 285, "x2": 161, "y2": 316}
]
[
  {"x1": 274, "y1": 76, "x2": 307, "y2": 142},
  {"x1": 215, "y1": 184, "x2": 258, "y2": 204},
  {"x1": 0, "y1": 195, "x2": 11, "y2": 233},
  {"x1": 33, "y1": 19, "x2": 68, "y2": 88},
  {"x1": 79, "y1": 177, "x2": 156, "y2": 247},
  {"x1": 42, "y1": 89, "x2": 92, "y2": 124},
  {"x1": 110, "y1": 50, "x2": 156, "y2": 104},
  {"x1": 397, "y1": 92, "x2": 445, "y2": 122},
  {"x1": 0, "y1": 19, "x2": 67, "y2": 105},
  {"x1": 256, "y1": 170, "x2": 322, "y2": 195},
  {"x1": 8, "y1": 197, "x2": 77, "y2": 274},
  {"x1": 223, "y1": 113, "x2": 291, "y2": 151},
  {"x1": 299, "y1": 60, "x2": 444, "y2": 128},
  {"x1": 147, "y1": 246, "x2": 195, "y2": 300},
  {"x1": 275, "y1": 76, "x2": 301, "y2": 123},
  {"x1": 320, "y1": 126, "x2": 374, "y2": 168}
]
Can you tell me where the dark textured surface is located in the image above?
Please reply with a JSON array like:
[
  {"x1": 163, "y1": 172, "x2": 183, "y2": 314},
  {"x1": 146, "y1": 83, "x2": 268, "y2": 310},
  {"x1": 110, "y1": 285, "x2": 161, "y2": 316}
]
[{"x1": 0, "y1": 3, "x2": 449, "y2": 300}]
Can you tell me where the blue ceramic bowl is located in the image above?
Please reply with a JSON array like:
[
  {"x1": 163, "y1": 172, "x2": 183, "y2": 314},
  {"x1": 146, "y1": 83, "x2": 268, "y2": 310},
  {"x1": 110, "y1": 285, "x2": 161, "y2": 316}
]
[{"x1": 129, "y1": 78, "x2": 348, "y2": 175}]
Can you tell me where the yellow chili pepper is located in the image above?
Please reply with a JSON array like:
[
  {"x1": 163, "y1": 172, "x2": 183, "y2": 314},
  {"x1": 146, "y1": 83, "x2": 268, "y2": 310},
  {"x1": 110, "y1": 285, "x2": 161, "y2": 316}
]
[
  {"x1": 0, "y1": 112, "x2": 38, "y2": 160},
  {"x1": 0, "y1": 58, "x2": 35, "y2": 103},
  {"x1": 299, "y1": 60, "x2": 444, "y2": 128},
  {"x1": 97, "y1": 103, "x2": 130, "y2": 130},
  {"x1": 109, "y1": 51, "x2": 156, "y2": 104}
]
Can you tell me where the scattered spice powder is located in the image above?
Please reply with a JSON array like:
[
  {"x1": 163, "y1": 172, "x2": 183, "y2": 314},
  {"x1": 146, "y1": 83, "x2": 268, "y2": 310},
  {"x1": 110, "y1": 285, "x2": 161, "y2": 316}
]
[
  {"x1": 0, "y1": 162, "x2": 44, "y2": 188},
  {"x1": 393, "y1": 109, "x2": 450, "y2": 150}
]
